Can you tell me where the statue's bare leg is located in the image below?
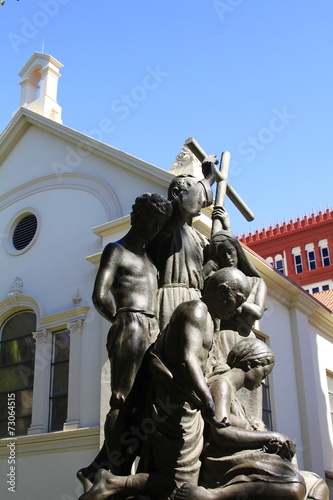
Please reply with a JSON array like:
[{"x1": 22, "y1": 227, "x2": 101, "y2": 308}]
[
  {"x1": 175, "y1": 481, "x2": 306, "y2": 500},
  {"x1": 79, "y1": 469, "x2": 177, "y2": 500}
]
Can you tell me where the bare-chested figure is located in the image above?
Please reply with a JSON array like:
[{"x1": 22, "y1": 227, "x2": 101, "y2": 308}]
[{"x1": 77, "y1": 193, "x2": 172, "y2": 483}]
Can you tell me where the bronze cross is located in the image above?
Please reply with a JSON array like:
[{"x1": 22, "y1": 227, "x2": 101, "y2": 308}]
[{"x1": 185, "y1": 137, "x2": 254, "y2": 234}]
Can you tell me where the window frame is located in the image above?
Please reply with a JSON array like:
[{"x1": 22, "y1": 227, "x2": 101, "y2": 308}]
[
  {"x1": 0, "y1": 310, "x2": 36, "y2": 438},
  {"x1": 48, "y1": 329, "x2": 70, "y2": 432},
  {"x1": 321, "y1": 247, "x2": 331, "y2": 267},
  {"x1": 307, "y1": 250, "x2": 316, "y2": 271},
  {"x1": 294, "y1": 254, "x2": 303, "y2": 274},
  {"x1": 255, "y1": 332, "x2": 273, "y2": 431}
]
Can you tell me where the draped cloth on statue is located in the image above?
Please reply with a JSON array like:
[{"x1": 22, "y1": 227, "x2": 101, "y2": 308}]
[
  {"x1": 152, "y1": 224, "x2": 208, "y2": 331},
  {"x1": 200, "y1": 447, "x2": 304, "y2": 490},
  {"x1": 139, "y1": 347, "x2": 205, "y2": 489}
]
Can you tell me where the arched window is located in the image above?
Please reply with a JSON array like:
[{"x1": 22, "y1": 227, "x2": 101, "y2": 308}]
[
  {"x1": 292, "y1": 247, "x2": 303, "y2": 274},
  {"x1": 274, "y1": 254, "x2": 285, "y2": 274},
  {"x1": 0, "y1": 311, "x2": 36, "y2": 437},
  {"x1": 266, "y1": 257, "x2": 274, "y2": 267},
  {"x1": 305, "y1": 243, "x2": 316, "y2": 271}
]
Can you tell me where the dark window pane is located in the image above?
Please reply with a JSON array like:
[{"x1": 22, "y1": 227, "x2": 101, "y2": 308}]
[
  {"x1": 0, "y1": 311, "x2": 36, "y2": 438},
  {"x1": 322, "y1": 248, "x2": 330, "y2": 266},
  {"x1": 1, "y1": 312, "x2": 36, "y2": 341},
  {"x1": 0, "y1": 361, "x2": 34, "y2": 392},
  {"x1": 54, "y1": 330, "x2": 70, "y2": 362},
  {"x1": 51, "y1": 362, "x2": 69, "y2": 397},
  {"x1": 294, "y1": 255, "x2": 303, "y2": 273},
  {"x1": 323, "y1": 285, "x2": 330, "y2": 291},
  {"x1": 0, "y1": 420, "x2": 7, "y2": 437},
  {"x1": 308, "y1": 251, "x2": 316, "y2": 270},
  {"x1": 0, "y1": 335, "x2": 35, "y2": 366},
  {"x1": 275, "y1": 260, "x2": 284, "y2": 273},
  {"x1": 14, "y1": 416, "x2": 32, "y2": 437},
  {"x1": 0, "y1": 390, "x2": 33, "y2": 438},
  {"x1": 15, "y1": 389, "x2": 34, "y2": 418},
  {"x1": 49, "y1": 396, "x2": 68, "y2": 432},
  {"x1": 48, "y1": 330, "x2": 70, "y2": 432}
]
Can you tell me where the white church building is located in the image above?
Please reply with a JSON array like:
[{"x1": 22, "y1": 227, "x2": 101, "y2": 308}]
[{"x1": 0, "y1": 53, "x2": 332, "y2": 499}]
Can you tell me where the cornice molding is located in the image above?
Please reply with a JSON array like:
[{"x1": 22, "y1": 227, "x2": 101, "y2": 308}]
[
  {"x1": 0, "y1": 108, "x2": 173, "y2": 188},
  {"x1": 0, "y1": 427, "x2": 99, "y2": 458},
  {"x1": 92, "y1": 215, "x2": 130, "y2": 238},
  {"x1": 40, "y1": 306, "x2": 90, "y2": 331},
  {"x1": 0, "y1": 173, "x2": 121, "y2": 221}
]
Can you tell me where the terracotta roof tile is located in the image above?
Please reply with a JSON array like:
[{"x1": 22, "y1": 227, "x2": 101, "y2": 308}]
[{"x1": 313, "y1": 289, "x2": 333, "y2": 312}]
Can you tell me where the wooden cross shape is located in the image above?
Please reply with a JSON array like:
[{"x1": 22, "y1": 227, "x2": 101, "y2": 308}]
[{"x1": 185, "y1": 137, "x2": 255, "y2": 234}]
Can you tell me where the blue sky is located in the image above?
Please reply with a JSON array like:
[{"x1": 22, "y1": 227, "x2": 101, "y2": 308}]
[{"x1": 1, "y1": 0, "x2": 332, "y2": 235}]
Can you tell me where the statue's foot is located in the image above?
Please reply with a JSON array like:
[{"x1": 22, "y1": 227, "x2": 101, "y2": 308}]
[
  {"x1": 77, "y1": 469, "x2": 95, "y2": 493},
  {"x1": 78, "y1": 469, "x2": 126, "y2": 500},
  {"x1": 77, "y1": 463, "x2": 106, "y2": 492},
  {"x1": 175, "y1": 483, "x2": 212, "y2": 500}
]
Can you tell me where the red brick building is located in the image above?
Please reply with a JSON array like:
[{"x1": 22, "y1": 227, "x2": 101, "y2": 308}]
[{"x1": 240, "y1": 209, "x2": 333, "y2": 300}]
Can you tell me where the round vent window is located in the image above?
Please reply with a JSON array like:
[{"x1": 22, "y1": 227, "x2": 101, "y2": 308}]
[
  {"x1": 5, "y1": 211, "x2": 39, "y2": 255},
  {"x1": 12, "y1": 214, "x2": 38, "y2": 250}
]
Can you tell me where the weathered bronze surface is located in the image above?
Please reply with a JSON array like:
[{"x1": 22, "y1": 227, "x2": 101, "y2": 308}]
[{"x1": 77, "y1": 145, "x2": 329, "y2": 499}]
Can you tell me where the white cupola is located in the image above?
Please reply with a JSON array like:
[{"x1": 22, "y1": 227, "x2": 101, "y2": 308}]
[{"x1": 18, "y1": 52, "x2": 63, "y2": 123}]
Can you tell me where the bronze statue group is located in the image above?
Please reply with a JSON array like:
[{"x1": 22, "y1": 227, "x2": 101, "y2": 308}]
[{"x1": 77, "y1": 155, "x2": 328, "y2": 499}]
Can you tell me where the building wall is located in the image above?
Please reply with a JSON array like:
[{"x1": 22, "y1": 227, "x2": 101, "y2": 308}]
[
  {"x1": 249, "y1": 250, "x2": 333, "y2": 489},
  {"x1": 240, "y1": 210, "x2": 333, "y2": 292}
]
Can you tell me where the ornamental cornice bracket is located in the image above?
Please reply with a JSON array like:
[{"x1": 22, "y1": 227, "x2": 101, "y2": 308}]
[
  {"x1": 66, "y1": 319, "x2": 84, "y2": 336},
  {"x1": 8, "y1": 277, "x2": 24, "y2": 306},
  {"x1": 32, "y1": 328, "x2": 50, "y2": 344}
]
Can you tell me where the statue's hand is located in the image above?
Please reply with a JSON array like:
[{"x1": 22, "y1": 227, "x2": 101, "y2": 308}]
[
  {"x1": 212, "y1": 206, "x2": 231, "y2": 230},
  {"x1": 263, "y1": 434, "x2": 296, "y2": 461},
  {"x1": 278, "y1": 439, "x2": 296, "y2": 461},
  {"x1": 202, "y1": 402, "x2": 230, "y2": 428},
  {"x1": 202, "y1": 155, "x2": 219, "y2": 180},
  {"x1": 203, "y1": 259, "x2": 218, "y2": 280}
]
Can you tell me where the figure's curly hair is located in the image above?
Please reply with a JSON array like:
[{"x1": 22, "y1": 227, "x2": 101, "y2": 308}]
[{"x1": 131, "y1": 193, "x2": 172, "y2": 226}]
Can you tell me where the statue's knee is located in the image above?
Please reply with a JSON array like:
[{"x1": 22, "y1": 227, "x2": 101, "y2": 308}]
[{"x1": 110, "y1": 391, "x2": 126, "y2": 409}]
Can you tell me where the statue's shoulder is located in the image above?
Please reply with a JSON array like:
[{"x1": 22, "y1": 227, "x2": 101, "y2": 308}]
[{"x1": 175, "y1": 299, "x2": 208, "y2": 325}]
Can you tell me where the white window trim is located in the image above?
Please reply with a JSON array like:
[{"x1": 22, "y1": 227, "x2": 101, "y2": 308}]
[
  {"x1": 305, "y1": 243, "x2": 315, "y2": 252},
  {"x1": 4, "y1": 208, "x2": 41, "y2": 256},
  {"x1": 318, "y1": 239, "x2": 328, "y2": 249},
  {"x1": 0, "y1": 295, "x2": 89, "y2": 436},
  {"x1": 291, "y1": 246, "x2": 301, "y2": 255},
  {"x1": 266, "y1": 256, "x2": 274, "y2": 267},
  {"x1": 28, "y1": 306, "x2": 89, "y2": 435}
]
